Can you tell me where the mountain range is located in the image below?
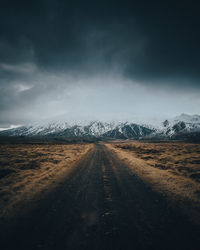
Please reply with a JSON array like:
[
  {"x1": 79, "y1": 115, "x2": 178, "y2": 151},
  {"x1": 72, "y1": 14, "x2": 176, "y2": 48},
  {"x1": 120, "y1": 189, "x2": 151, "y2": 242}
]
[{"x1": 0, "y1": 114, "x2": 200, "y2": 140}]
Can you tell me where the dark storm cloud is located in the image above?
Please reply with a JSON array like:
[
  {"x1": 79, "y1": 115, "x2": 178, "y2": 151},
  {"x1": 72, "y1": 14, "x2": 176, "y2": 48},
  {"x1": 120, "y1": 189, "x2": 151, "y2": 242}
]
[
  {"x1": 1, "y1": 0, "x2": 200, "y2": 81},
  {"x1": 0, "y1": 0, "x2": 200, "y2": 126}
]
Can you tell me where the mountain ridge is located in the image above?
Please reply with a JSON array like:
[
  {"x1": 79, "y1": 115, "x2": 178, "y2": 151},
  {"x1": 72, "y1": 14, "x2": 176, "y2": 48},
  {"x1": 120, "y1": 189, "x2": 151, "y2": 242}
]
[{"x1": 0, "y1": 114, "x2": 200, "y2": 140}]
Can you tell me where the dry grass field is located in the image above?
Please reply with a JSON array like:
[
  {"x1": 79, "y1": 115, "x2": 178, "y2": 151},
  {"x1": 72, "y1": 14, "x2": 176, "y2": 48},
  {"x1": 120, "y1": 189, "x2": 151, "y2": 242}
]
[
  {"x1": 112, "y1": 142, "x2": 200, "y2": 181},
  {"x1": 106, "y1": 141, "x2": 200, "y2": 224},
  {"x1": 0, "y1": 143, "x2": 93, "y2": 218},
  {"x1": 1, "y1": 143, "x2": 200, "y2": 250}
]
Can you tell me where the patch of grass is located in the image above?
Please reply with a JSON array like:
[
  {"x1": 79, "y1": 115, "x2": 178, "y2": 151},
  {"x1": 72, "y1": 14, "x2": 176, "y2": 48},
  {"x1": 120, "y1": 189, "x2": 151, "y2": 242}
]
[
  {"x1": 114, "y1": 142, "x2": 200, "y2": 182},
  {"x1": 0, "y1": 143, "x2": 93, "y2": 218}
]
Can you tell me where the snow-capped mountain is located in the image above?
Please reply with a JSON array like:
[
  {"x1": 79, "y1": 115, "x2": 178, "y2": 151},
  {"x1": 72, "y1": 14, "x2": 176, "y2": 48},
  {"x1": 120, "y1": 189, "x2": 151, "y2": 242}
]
[
  {"x1": 103, "y1": 122, "x2": 154, "y2": 139},
  {"x1": 160, "y1": 114, "x2": 200, "y2": 136},
  {"x1": 0, "y1": 120, "x2": 154, "y2": 139},
  {"x1": 0, "y1": 114, "x2": 199, "y2": 140},
  {"x1": 0, "y1": 121, "x2": 71, "y2": 137}
]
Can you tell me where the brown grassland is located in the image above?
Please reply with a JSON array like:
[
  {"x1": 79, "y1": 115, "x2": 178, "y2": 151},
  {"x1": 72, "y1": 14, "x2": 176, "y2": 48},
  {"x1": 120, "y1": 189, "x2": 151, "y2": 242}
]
[
  {"x1": 1, "y1": 141, "x2": 200, "y2": 226},
  {"x1": 0, "y1": 143, "x2": 93, "y2": 219},
  {"x1": 106, "y1": 141, "x2": 200, "y2": 224}
]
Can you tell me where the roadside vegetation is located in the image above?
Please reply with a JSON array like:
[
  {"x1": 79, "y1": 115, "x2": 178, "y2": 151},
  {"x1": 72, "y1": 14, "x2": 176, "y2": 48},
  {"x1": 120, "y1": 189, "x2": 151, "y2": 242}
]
[
  {"x1": 0, "y1": 143, "x2": 93, "y2": 219},
  {"x1": 106, "y1": 141, "x2": 200, "y2": 224}
]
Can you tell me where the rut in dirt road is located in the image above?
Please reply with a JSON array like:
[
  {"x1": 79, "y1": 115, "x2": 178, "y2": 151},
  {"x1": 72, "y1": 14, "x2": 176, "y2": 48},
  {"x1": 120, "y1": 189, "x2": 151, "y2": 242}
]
[{"x1": 1, "y1": 144, "x2": 200, "y2": 250}]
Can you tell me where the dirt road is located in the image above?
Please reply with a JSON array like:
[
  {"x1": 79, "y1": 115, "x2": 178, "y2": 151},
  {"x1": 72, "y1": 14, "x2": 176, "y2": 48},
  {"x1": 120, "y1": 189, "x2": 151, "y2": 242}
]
[{"x1": 1, "y1": 144, "x2": 200, "y2": 250}]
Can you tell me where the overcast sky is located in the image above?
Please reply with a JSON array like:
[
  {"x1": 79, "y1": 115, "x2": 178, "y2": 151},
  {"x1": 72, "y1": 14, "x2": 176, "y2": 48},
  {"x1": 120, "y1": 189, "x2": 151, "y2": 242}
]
[{"x1": 0, "y1": 0, "x2": 200, "y2": 127}]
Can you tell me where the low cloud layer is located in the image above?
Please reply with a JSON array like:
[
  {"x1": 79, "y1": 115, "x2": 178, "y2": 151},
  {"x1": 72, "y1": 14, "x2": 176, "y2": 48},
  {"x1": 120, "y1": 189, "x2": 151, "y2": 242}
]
[{"x1": 0, "y1": 1, "x2": 200, "y2": 126}]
